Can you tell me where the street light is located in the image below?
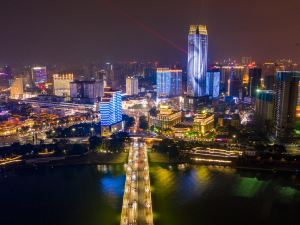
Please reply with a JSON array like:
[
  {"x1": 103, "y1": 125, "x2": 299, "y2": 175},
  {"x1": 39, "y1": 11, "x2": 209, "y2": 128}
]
[{"x1": 90, "y1": 127, "x2": 95, "y2": 136}]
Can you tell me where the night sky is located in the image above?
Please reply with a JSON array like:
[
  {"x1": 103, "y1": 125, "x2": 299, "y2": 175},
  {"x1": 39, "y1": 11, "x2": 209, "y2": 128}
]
[{"x1": 0, "y1": 0, "x2": 300, "y2": 64}]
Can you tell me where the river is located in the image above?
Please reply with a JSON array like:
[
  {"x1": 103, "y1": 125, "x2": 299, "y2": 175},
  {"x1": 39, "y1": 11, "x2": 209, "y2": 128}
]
[{"x1": 0, "y1": 164, "x2": 300, "y2": 225}]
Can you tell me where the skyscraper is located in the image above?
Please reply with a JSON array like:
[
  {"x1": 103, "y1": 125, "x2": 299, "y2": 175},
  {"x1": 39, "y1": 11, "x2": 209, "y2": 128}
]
[
  {"x1": 157, "y1": 68, "x2": 182, "y2": 98},
  {"x1": 248, "y1": 67, "x2": 262, "y2": 97},
  {"x1": 31, "y1": 66, "x2": 47, "y2": 85},
  {"x1": 70, "y1": 80, "x2": 104, "y2": 103},
  {"x1": 206, "y1": 69, "x2": 220, "y2": 98},
  {"x1": 126, "y1": 76, "x2": 139, "y2": 96},
  {"x1": 99, "y1": 87, "x2": 122, "y2": 126},
  {"x1": 255, "y1": 90, "x2": 274, "y2": 132},
  {"x1": 53, "y1": 74, "x2": 74, "y2": 97},
  {"x1": 170, "y1": 69, "x2": 183, "y2": 97},
  {"x1": 187, "y1": 25, "x2": 208, "y2": 97},
  {"x1": 10, "y1": 77, "x2": 24, "y2": 99},
  {"x1": 274, "y1": 71, "x2": 300, "y2": 140}
]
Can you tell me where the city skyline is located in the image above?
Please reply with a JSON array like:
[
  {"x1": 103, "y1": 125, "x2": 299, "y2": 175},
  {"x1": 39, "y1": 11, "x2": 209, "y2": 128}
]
[
  {"x1": 0, "y1": 0, "x2": 300, "y2": 64},
  {"x1": 1, "y1": 2, "x2": 300, "y2": 225}
]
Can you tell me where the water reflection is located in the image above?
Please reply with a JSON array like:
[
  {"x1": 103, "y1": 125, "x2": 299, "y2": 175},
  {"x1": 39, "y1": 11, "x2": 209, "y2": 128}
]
[
  {"x1": 100, "y1": 175, "x2": 125, "y2": 209},
  {"x1": 234, "y1": 176, "x2": 269, "y2": 198},
  {"x1": 150, "y1": 164, "x2": 300, "y2": 225},
  {"x1": 0, "y1": 165, "x2": 125, "y2": 225}
]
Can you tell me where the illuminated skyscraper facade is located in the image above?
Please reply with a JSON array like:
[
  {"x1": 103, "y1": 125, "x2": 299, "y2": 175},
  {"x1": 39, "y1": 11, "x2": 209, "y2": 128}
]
[
  {"x1": 206, "y1": 70, "x2": 220, "y2": 98},
  {"x1": 187, "y1": 25, "x2": 208, "y2": 97},
  {"x1": 99, "y1": 87, "x2": 122, "y2": 126},
  {"x1": 157, "y1": 68, "x2": 182, "y2": 98}
]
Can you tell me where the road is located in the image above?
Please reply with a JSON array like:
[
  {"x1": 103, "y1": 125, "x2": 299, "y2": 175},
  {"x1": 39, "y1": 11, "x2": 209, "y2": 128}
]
[{"x1": 120, "y1": 139, "x2": 154, "y2": 225}]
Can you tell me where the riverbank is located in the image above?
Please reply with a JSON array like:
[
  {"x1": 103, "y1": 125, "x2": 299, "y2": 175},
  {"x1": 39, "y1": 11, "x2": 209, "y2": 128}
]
[
  {"x1": 0, "y1": 152, "x2": 128, "y2": 172},
  {"x1": 148, "y1": 152, "x2": 300, "y2": 175},
  {"x1": 148, "y1": 152, "x2": 169, "y2": 163}
]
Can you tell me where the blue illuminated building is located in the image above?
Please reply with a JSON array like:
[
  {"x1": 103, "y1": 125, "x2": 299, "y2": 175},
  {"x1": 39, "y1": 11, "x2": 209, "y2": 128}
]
[
  {"x1": 156, "y1": 68, "x2": 182, "y2": 98},
  {"x1": 206, "y1": 70, "x2": 220, "y2": 98},
  {"x1": 99, "y1": 87, "x2": 122, "y2": 126},
  {"x1": 187, "y1": 25, "x2": 208, "y2": 97}
]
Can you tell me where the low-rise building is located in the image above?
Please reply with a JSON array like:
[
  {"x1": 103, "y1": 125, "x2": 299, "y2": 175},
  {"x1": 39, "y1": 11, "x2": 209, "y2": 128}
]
[
  {"x1": 149, "y1": 104, "x2": 182, "y2": 129},
  {"x1": 193, "y1": 112, "x2": 214, "y2": 135}
]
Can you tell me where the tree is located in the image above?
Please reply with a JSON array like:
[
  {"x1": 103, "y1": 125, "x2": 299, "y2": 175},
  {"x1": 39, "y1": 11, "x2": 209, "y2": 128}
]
[
  {"x1": 89, "y1": 136, "x2": 103, "y2": 151},
  {"x1": 139, "y1": 116, "x2": 149, "y2": 130},
  {"x1": 122, "y1": 115, "x2": 135, "y2": 130}
]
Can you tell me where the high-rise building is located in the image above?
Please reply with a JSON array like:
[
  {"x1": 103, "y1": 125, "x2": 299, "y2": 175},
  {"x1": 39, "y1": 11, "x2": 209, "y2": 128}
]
[
  {"x1": 255, "y1": 90, "x2": 274, "y2": 132},
  {"x1": 228, "y1": 78, "x2": 242, "y2": 98},
  {"x1": 2, "y1": 65, "x2": 13, "y2": 86},
  {"x1": 99, "y1": 87, "x2": 123, "y2": 136},
  {"x1": 187, "y1": 25, "x2": 208, "y2": 97},
  {"x1": 53, "y1": 74, "x2": 74, "y2": 97},
  {"x1": 157, "y1": 68, "x2": 182, "y2": 98},
  {"x1": 248, "y1": 67, "x2": 262, "y2": 97},
  {"x1": 10, "y1": 77, "x2": 24, "y2": 99},
  {"x1": 206, "y1": 69, "x2": 220, "y2": 98},
  {"x1": 262, "y1": 62, "x2": 276, "y2": 90},
  {"x1": 170, "y1": 69, "x2": 183, "y2": 97},
  {"x1": 31, "y1": 66, "x2": 47, "y2": 85},
  {"x1": 126, "y1": 76, "x2": 139, "y2": 96},
  {"x1": 274, "y1": 71, "x2": 300, "y2": 140},
  {"x1": 70, "y1": 80, "x2": 104, "y2": 103},
  {"x1": 220, "y1": 66, "x2": 245, "y2": 94}
]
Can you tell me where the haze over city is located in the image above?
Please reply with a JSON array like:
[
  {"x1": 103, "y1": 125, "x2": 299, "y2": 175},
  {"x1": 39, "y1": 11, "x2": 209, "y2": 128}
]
[
  {"x1": 0, "y1": 0, "x2": 300, "y2": 64},
  {"x1": 1, "y1": 1, "x2": 300, "y2": 225}
]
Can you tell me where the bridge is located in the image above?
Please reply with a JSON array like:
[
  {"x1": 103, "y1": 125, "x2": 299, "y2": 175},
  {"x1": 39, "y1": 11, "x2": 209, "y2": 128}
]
[{"x1": 120, "y1": 139, "x2": 154, "y2": 225}]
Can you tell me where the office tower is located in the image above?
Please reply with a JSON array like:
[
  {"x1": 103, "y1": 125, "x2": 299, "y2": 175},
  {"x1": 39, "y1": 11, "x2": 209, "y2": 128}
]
[
  {"x1": 157, "y1": 68, "x2": 182, "y2": 98},
  {"x1": 220, "y1": 66, "x2": 245, "y2": 93},
  {"x1": 187, "y1": 25, "x2": 208, "y2": 97},
  {"x1": 31, "y1": 66, "x2": 47, "y2": 85},
  {"x1": 99, "y1": 87, "x2": 123, "y2": 136},
  {"x1": 248, "y1": 67, "x2": 262, "y2": 97},
  {"x1": 96, "y1": 70, "x2": 108, "y2": 87},
  {"x1": 170, "y1": 69, "x2": 183, "y2": 97},
  {"x1": 157, "y1": 68, "x2": 171, "y2": 98},
  {"x1": 10, "y1": 77, "x2": 24, "y2": 99},
  {"x1": 53, "y1": 74, "x2": 74, "y2": 97},
  {"x1": 255, "y1": 90, "x2": 274, "y2": 132},
  {"x1": 228, "y1": 78, "x2": 242, "y2": 98},
  {"x1": 206, "y1": 69, "x2": 220, "y2": 98},
  {"x1": 70, "y1": 80, "x2": 104, "y2": 103},
  {"x1": 262, "y1": 62, "x2": 276, "y2": 90},
  {"x1": 126, "y1": 76, "x2": 139, "y2": 95},
  {"x1": 274, "y1": 71, "x2": 300, "y2": 140}
]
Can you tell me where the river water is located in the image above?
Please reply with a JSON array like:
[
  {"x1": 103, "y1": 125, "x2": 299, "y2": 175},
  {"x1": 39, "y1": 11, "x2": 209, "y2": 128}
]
[{"x1": 0, "y1": 164, "x2": 300, "y2": 225}]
